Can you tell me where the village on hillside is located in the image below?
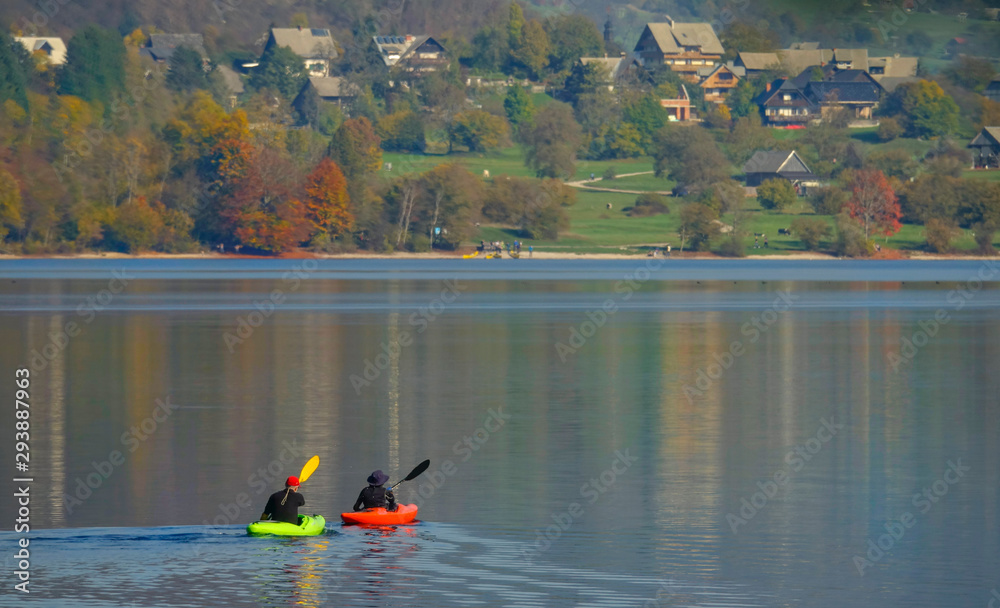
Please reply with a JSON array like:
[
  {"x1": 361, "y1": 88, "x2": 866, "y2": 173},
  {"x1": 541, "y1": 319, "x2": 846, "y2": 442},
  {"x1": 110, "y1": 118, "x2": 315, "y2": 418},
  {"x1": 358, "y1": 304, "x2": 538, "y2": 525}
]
[{"x1": 1, "y1": 3, "x2": 999, "y2": 257}]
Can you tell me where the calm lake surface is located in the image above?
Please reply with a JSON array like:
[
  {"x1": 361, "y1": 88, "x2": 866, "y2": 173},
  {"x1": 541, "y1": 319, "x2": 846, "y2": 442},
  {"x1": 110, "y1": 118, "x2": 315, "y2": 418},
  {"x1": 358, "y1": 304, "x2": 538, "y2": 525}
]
[{"x1": 1, "y1": 259, "x2": 999, "y2": 608}]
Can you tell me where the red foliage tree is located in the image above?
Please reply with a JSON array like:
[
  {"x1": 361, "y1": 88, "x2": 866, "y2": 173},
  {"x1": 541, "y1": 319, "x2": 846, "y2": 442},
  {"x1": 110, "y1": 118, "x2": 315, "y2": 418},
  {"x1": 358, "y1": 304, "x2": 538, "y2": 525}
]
[
  {"x1": 846, "y1": 169, "x2": 901, "y2": 239},
  {"x1": 220, "y1": 145, "x2": 308, "y2": 254},
  {"x1": 304, "y1": 158, "x2": 353, "y2": 238}
]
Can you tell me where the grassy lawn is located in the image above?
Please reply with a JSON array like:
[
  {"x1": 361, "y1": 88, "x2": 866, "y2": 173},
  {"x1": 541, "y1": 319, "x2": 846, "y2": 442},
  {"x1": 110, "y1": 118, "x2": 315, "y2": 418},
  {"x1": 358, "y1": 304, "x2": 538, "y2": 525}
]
[{"x1": 389, "y1": 147, "x2": 1000, "y2": 256}]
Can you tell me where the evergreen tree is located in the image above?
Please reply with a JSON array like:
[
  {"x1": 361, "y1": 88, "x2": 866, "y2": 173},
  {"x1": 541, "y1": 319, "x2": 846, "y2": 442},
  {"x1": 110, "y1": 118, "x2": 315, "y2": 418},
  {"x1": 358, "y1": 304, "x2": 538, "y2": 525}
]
[
  {"x1": 0, "y1": 32, "x2": 31, "y2": 112},
  {"x1": 59, "y1": 25, "x2": 127, "y2": 109},
  {"x1": 249, "y1": 45, "x2": 307, "y2": 100},
  {"x1": 166, "y1": 47, "x2": 209, "y2": 93}
]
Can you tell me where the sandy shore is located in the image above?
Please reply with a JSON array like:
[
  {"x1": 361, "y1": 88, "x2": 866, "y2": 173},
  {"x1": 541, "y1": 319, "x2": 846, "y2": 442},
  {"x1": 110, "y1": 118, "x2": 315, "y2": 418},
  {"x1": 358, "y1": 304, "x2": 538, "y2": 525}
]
[{"x1": 1, "y1": 250, "x2": 998, "y2": 261}]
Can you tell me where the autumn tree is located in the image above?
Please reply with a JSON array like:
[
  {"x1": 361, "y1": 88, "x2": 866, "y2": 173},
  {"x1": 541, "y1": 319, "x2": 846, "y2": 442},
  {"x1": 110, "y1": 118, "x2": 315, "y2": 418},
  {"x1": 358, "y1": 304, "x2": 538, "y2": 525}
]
[
  {"x1": 845, "y1": 169, "x2": 901, "y2": 240},
  {"x1": 0, "y1": 169, "x2": 24, "y2": 242},
  {"x1": 303, "y1": 158, "x2": 352, "y2": 240},
  {"x1": 219, "y1": 145, "x2": 308, "y2": 253},
  {"x1": 448, "y1": 110, "x2": 510, "y2": 153},
  {"x1": 377, "y1": 110, "x2": 426, "y2": 153},
  {"x1": 884, "y1": 80, "x2": 960, "y2": 138},
  {"x1": 520, "y1": 103, "x2": 582, "y2": 179},
  {"x1": 329, "y1": 117, "x2": 382, "y2": 181},
  {"x1": 417, "y1": 164, "x2": 484, "y2": 249}
]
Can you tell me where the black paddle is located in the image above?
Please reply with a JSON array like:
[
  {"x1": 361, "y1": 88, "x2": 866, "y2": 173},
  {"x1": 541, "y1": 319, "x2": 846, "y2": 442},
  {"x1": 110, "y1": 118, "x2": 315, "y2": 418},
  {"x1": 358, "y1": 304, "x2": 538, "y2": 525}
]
[{"x1": 389, "y1": 460, "x2": 431, "y2": 491}]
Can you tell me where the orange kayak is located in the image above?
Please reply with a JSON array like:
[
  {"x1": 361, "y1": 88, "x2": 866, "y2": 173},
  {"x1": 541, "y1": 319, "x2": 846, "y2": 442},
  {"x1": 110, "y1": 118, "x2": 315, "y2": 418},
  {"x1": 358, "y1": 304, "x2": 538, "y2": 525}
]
[{"x1": 341, "y1": 503, "x2": 418, "y2": 525}]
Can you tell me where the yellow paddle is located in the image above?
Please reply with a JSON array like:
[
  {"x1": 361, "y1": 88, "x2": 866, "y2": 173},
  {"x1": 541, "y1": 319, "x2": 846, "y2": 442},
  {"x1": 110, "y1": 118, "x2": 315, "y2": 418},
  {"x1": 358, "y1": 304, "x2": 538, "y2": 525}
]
[{"x1": 299, "y1": 455, "x2": 320, "y2": 484}]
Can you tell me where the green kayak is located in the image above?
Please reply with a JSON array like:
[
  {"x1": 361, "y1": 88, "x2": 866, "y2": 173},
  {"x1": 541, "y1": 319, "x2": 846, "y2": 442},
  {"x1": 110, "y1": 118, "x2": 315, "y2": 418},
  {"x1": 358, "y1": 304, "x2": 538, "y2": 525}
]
[{"x1": 247, "y1": 514, "x2": 326, "y2": 537}]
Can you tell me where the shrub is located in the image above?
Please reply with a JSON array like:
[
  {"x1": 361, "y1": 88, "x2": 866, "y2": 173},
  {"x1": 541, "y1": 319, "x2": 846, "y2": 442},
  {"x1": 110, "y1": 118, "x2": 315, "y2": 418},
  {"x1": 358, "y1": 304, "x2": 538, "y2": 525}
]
[
  {"x1": 924, "y1": 218, "x2": 958, "y2": 253},
  {"x1": 679, "y1": 203, "x2": 720, "y2": 251},
  {"x1": 602, "y1": 167, "x2": 617, "y2": 180},
  {"x1": 790, "y1": 217, "x2": 832, "y2": 251},
  {"x1": 834, "y1": 213, "x2": 868, "y2": 257},
  {"x1": 877, "y1": 118, "x2": 902, "y2": 142},
  {"x1": 717, "y1": 235, "x2": 745, "y2": 257},
  {"x1": 809, "y1": 186, "x2": 849, "y2": 215},
  {"x1": 757, "y1": 178, "x2": 796, "y2": 211},
  {"x1": 629, "y1": 193, "x2": 670, "y2": 217}
]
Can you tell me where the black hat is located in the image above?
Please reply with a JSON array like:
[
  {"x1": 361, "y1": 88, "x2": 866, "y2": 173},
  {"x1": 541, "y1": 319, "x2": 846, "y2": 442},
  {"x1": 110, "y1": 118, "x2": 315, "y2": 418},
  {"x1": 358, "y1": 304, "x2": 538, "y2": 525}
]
[{"x1": 367, "y1": 470, "x2": 389, "y2": 486}]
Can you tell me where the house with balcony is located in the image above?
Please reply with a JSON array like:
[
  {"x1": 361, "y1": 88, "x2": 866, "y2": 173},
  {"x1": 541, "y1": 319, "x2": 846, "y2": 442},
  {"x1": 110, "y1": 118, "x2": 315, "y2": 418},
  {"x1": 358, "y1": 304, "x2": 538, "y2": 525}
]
[
  {"x1": 633, "y1": 16, "x2": 723, "y2": 81},
  {"x1": 265, "y1": 27, "x2": 338, "y2": 77},
  {"x1": 698, "y1": 62, "x2": 744, "y2": 103},
  {"x1": 757, "y1": 67, "x2": 883, "y2": 126},
  {"x1": 373, "y1": 35, "x2": 449, "y2": 72}
]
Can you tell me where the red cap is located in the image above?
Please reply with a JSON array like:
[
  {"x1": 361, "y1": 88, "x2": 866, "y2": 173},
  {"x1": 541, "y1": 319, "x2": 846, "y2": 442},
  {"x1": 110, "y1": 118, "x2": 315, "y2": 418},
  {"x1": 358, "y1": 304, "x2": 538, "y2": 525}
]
[{"x1": 286, "y1": 476, "x2": 300, "y2": 487}]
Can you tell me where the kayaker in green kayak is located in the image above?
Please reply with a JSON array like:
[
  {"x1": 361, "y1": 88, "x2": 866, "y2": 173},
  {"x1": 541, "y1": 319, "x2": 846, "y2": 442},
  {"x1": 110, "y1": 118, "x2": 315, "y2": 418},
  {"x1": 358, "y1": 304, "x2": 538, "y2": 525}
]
[
  {"x1": 353, "y1": 470, "x2": 398, "y2": 512},
  {"x1": 260, "y1": 476, "x2": 306, "y2": 524}
]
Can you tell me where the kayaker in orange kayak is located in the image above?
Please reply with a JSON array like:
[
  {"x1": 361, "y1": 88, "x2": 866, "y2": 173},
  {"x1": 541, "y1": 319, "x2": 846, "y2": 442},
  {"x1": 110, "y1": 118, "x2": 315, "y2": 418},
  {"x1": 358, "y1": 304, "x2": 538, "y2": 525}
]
[
  {"x1": 260, "y1": 476, "x2": 305, "y2": 524},
  {"x1": 353, "y1": 470, "x2": 398, "y2": 512}
]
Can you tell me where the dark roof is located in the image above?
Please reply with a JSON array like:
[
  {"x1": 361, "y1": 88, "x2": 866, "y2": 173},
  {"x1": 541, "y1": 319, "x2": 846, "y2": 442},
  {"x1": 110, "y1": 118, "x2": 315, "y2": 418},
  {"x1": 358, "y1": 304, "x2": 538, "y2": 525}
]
[
  {"x1": 743, "y1": 150, "x2": 813, "y2": 176},
  {"x1": 969, "y1": 127, "x2": 1000, "y2": 147},
  {"x1": 147, "y1": 33, "x2": 207, "y2": 58},
  {"x1": 806, "y1": 81, "x2": 881, "y2": 103}
]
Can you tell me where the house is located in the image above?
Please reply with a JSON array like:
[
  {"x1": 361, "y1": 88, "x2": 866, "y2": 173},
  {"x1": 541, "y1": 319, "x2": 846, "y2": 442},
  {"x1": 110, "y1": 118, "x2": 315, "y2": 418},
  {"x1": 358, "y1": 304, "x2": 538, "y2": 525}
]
[
  {"x1": 579, "y1": 54, "x2": 630, "y2": 91},
  {"x1": 372, "y1": 35, "x2": 448, "y2": 72},
  {"x1": 139, "y1": 33, "x2": 208, "y2": 64},
  {"x1": 867, "y1": 54, "x2": 919, "y2": 80},
  {"x1": 265, "y1": 27, "x2": 338, "y2": 77},
  {"x1": 756, "y1": 72, "x2": 819, "y2": 126},
  {"x1": 756, "y1": 67, "x2": 883, "y2": 126},
  {"x1": 698, "y1": 62, "x2": 744, "y2": 103},
  {"x1": 14, "y1": 36, "x2": 67, "y2": 65},
  {"x1": 297, "y1": 76, "x2": 359, "y2": 107},
  {"x1": 807, "y1": 81, "x2": 882, "y2": 120},
  {"x1": 735, "y1": 52, "x2": 781, "y2": 77},
  {"x1": 983, "y1": 78, "x2": 1000, "y2": 103},
  {"x1": 216, "y1": 65, "x2": 244, "y2": 107},
  {"x1": 633, "y1": 16, "x2": 724, "y2": 81},
  {"x1": 969, "y1": 127, "x2": 1000, "y2": 169},
  {"x1": 660, "y1": 84, "x2": 693, "y2": 121},
  {"x1": 743, "y1": 150, "x2": 817, "y2": 188}
]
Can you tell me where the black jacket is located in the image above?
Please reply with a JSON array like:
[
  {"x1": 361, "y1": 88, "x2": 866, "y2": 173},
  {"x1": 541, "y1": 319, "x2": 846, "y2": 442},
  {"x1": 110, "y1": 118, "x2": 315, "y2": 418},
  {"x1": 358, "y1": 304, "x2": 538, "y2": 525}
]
[
  {"x1": 263, "y1": 489, "x2": 305, "y2": 524},
  {"x1": 353, "y1": 485, "x2": 396, "y2": 511}
]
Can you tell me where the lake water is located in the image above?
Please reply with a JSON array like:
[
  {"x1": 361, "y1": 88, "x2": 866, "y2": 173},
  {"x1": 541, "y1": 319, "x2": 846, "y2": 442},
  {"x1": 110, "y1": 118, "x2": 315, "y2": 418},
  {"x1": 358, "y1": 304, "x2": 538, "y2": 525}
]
[{"x1": 1, "y1": 259, "x2": 999, "y2": 608}]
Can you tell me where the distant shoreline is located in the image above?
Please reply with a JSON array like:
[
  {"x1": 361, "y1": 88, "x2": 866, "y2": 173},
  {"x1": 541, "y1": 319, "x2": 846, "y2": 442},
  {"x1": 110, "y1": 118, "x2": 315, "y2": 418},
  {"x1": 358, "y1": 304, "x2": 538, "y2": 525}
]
[{"x1": 1, "y1": 251, "x2": 998, "y2": 261}]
